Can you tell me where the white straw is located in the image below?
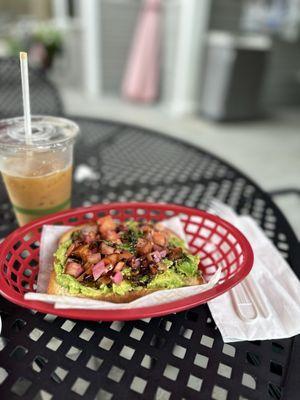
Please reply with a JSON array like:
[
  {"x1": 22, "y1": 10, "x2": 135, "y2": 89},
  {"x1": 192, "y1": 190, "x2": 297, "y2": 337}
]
[{"x1": 19, "y1": 52, "x2": 32, "y2": 144}]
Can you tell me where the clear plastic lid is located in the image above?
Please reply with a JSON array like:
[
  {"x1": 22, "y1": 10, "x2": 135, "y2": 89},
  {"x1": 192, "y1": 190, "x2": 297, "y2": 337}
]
[{"x1": 0, "y1": 115, "x2": 79, "y2": 152}]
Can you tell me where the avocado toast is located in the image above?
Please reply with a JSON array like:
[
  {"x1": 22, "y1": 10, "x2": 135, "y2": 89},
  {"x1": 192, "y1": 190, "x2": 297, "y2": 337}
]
[{"x1": 47, "y1": 216, "x2": 203, "y2": 303}]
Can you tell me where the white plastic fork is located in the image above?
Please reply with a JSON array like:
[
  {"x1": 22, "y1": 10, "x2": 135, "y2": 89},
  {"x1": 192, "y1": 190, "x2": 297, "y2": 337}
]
[
  {"x1": 208, "y1": 199, "x2": 270, "y2": 321},
  {"x1": 229, "y1": 277, "x2": 258, "y2": 321}
]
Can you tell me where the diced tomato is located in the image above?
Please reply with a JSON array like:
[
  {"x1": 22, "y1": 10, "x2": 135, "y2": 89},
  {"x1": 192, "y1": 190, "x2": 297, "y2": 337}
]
[
  {"x1": 152, "y1": 231, "x2": 166, "y2": 247},
  {"x1": 103, "y1": 230, "x2": 121, "y2": 243},
  {"x1": 105, "y1": 253, "x2": 119, "y2": 265},
  {"x1": 87, "y1": 253, "x2": 101, "y2": 264},
  {"x1": 72, "y1": 244, "x2": 91, "y2": 261},
  {"x1": 141, "y1": 225, "x2": 152, "y2": 233},
  {"x1": 97, "y1": 215, "x2": 116, "y2": 233},
  {"x1": 136, "y1": 238, "x2": 152, "y2": 255},
  {"x1": 81, "y1": 224, "x2": 98, "y2": 235},
  {"x1": 119, "y1": 251, "x2": 133, "y2": 260},
  {"x1": 100, "y1": 242, "x2": 115, "y2": 255},
  {"x1": 114, "y1": 261, "x2": 125, "y2": 272}
]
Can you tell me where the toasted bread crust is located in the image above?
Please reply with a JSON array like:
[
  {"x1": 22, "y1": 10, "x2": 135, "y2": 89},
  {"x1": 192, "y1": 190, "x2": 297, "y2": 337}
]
[
  {"x1": 47, "y1": 223, "x2": 204, "y2": 303},
  {"x1": 47, "y1": 270, "x2": 204, "y2": 303},
  {"x1": 47, "y1": 270, "x2": 158, "y2": 303}
]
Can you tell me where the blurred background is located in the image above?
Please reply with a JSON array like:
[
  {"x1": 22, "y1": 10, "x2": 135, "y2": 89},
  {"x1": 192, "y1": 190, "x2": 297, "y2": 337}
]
[{"x1": 0, "y1": 0, "x2": 299, "y2": 236}]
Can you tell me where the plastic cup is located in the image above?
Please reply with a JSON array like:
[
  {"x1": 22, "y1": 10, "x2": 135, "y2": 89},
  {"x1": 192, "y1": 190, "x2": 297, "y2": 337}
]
[{"x1": 0, "y1": 115, "x2": 79, "y2": 226}]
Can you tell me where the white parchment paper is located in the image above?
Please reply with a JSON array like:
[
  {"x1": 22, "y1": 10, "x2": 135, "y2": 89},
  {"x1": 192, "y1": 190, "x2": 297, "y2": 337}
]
[{"x1": 24, "y1": 217, "x2": 221, "y2": 309}]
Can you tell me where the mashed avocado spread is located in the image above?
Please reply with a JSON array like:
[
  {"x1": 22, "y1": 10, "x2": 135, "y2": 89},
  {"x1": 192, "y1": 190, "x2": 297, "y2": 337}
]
[
  {"x1": 54, "y1": 226, "x2": 200, "y2": 297},
  {"x1": 54, "y1": 240, "x2": 115, "y2": 297}
]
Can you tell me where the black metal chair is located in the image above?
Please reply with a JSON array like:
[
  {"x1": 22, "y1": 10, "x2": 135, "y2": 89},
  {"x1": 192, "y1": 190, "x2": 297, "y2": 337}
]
[{"x1": 0, "y1": 57, "x2": 64, "y2": 118}]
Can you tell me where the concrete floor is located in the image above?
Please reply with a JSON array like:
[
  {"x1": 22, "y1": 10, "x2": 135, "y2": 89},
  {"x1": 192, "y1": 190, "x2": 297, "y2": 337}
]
[{"x1": 62, "y1": 90, "x2": 300, "y2": 239}]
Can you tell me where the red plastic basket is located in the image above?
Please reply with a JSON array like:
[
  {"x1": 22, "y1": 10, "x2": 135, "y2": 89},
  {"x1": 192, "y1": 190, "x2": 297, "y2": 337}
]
[{"x1": 0, "y1": 202, "x2": 253, "y2": 321}]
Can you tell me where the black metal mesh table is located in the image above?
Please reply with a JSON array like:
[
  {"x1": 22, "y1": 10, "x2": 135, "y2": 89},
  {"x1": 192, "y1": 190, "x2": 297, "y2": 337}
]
[
  {"x1": 0, "y1": 117, "x2": 299, "y2": 400},
  {"x1": 0, "y1": 58, "x2": 64, "y2": 119}
]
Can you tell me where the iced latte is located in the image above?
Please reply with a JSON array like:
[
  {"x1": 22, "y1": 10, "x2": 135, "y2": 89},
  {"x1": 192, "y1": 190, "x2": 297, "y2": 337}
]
[{"x1": 0, "y1": 116, "x2": 78, "y2": 226}]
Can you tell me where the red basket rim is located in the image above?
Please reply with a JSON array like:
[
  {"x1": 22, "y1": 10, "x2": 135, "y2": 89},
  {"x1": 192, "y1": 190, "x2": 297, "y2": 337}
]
[{"x1": 0, "y1": 202, "x2": 254, "y2": 320}]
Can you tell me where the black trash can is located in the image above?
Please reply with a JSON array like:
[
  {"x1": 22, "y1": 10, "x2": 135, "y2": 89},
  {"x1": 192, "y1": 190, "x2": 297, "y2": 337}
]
[{"x1": 200, "y1": 32, "x2": 271, "y2": 121}]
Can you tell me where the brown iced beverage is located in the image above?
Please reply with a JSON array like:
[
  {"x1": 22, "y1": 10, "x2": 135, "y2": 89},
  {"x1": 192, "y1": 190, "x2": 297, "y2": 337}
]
[
  {"x1": 0, "y1": 116, "x2": 79, "y2": 226},
  {"x1": 2, "y1": 165, "x2": 72, "y2": 226}
]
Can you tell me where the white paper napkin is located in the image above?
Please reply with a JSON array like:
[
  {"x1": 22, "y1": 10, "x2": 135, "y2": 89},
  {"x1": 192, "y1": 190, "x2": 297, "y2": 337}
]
[
  {"x1": 208, "y1": 208, "x2": 300, "y2": 343},
  {"x1": 24, "y1": 217, "x2": 221, "y2": 309}
]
